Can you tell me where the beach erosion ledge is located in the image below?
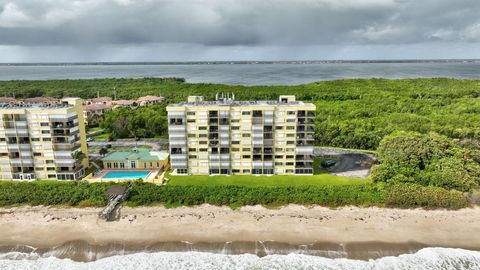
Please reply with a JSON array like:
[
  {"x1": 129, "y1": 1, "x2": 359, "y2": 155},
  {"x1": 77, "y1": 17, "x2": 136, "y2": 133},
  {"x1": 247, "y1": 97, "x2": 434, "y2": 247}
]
[{"x1": 0, "y1": 204, "x2": 479, "y2": 261}]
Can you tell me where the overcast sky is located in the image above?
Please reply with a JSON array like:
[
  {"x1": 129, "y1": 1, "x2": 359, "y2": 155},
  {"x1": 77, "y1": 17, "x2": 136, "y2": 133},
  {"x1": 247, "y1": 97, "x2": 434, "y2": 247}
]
[{"x1": 0, "y1": 0, "x2": 479, "y2": 62}]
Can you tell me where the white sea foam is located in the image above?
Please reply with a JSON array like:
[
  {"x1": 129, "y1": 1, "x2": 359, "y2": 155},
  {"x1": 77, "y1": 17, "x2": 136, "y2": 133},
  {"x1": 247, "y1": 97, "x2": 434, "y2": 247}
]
[{"x1": 1, "y1": 247, "x2": 480, "y2": 270}]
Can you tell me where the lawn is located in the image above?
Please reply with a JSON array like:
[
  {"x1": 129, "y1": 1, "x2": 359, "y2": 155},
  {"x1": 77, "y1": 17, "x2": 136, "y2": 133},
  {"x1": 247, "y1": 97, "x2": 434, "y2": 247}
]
[
  {"x1": 89, "y1": 132, "x2": 111, "y2": 140},
  {"x1": 167, "y1": 173, "x2": 371, "y2": 187}
]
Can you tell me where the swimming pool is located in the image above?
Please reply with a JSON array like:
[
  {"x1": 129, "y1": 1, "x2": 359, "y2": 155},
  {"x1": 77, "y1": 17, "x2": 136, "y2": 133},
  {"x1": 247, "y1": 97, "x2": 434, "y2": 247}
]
[{"x1": 102, "y1": 171, "x2": 150, "y2": 179}]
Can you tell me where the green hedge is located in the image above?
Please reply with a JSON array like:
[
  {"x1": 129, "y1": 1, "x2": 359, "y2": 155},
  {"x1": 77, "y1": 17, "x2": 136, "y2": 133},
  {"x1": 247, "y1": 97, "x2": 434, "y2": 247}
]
[
  {"x1": 0, "y1": 181, "x2": 470, "y2": 209},
  {"x1": 383, "y1": 183, "x2": 469, "y2": 209},
  {"x1": 0, "y1": 181, "x2": 110, "y2": 207},
  {"x1": 127, "y1": 183, "x2": 384, "y2": 208}
]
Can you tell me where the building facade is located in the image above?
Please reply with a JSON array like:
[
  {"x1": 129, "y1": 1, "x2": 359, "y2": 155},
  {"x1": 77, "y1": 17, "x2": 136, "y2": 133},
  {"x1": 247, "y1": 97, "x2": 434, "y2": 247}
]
[
  {"x1": 167, "y1": 95, "x2": 315, "y2": 175},
  {"x1": 101, "y1": 149, "x2": 169, "y2": 170},
  {"x1": 0, "y1": 98, "x2": 89, "y2": 181}
]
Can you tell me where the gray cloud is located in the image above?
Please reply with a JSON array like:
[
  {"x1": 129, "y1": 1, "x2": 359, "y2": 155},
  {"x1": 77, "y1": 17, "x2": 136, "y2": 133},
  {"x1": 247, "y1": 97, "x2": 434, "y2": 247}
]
[{"x1": 0, "y1": 0, "x2": 479, "y2": 61}]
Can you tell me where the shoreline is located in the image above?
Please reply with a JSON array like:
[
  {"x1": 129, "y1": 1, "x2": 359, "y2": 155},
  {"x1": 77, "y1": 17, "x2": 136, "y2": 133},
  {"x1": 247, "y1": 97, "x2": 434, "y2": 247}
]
[{"x1": 1, "y1": 205, "x2": 479, "y2": 261}]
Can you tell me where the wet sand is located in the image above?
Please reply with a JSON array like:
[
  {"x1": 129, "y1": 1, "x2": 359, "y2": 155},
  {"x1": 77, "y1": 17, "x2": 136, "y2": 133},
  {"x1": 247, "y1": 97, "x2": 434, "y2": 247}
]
[{"x1": 0, "y1": 205, "x2": 479, "y2": 261}]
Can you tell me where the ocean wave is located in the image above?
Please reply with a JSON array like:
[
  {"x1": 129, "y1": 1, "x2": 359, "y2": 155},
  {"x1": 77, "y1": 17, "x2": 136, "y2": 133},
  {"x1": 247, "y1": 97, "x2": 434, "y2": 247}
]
[{"x1": 1, "y1": 247, "x2": 480, "y2": 270}]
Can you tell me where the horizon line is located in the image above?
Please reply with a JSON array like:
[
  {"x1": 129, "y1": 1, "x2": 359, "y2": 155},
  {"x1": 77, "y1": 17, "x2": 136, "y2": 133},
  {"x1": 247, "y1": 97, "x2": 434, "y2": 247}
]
[{"x1": 1, "y1": 59, "x2": 479, "y2": 66}]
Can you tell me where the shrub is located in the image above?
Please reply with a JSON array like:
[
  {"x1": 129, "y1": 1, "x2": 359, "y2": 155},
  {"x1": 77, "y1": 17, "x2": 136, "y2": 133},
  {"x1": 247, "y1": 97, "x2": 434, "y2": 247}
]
[{"x1": 383, "y1": 183, "x2": 469, "y2": 209}]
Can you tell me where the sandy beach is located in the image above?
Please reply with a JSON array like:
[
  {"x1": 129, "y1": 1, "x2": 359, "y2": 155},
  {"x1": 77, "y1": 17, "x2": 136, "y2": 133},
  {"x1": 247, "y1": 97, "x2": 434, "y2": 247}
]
[{"x1": 0, "y1": 205, "x2": 479, "y2": 260}]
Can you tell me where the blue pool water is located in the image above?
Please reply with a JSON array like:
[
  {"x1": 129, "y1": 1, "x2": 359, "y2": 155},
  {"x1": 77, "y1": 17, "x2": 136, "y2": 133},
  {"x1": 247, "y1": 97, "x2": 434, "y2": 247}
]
[{"x1": 102, "y1": 171, "x2": 150, "y2": 179}]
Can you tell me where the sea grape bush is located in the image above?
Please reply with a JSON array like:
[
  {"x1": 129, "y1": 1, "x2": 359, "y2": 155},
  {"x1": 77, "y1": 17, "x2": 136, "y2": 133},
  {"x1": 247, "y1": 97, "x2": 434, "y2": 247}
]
[
  {"x1": 372, "y1": 132, "x2": 480, "y2": 192},
  {"x1": 0, "y1": 181, "x2": 470, "y2": 209}
]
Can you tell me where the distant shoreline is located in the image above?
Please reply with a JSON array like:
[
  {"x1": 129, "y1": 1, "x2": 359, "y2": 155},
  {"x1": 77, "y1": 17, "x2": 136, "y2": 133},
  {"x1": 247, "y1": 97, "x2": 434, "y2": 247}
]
[
  {"x1": 1, "y1": 205, "x2": 479, "y2": 262},
  {"x1": 1, "y1": 59, "x2": 479, "y2": 66}
]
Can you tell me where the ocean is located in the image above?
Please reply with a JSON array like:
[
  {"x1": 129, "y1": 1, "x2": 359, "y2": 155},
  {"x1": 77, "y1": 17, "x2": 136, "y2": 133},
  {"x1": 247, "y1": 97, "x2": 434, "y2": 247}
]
[
  {"x1": 1, "y1": 61, "x2": 480, "y2": 85},
  {"x1": 1, "y1": 248, "x2": 480, "y2": 270}
]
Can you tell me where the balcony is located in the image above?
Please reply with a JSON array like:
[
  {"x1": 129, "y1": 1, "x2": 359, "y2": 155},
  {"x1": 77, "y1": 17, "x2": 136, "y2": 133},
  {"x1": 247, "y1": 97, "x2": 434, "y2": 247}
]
[
  {"x1": 53, "y1": 143, "x2": 80, "y2": 152},
  {"x1": 12, "y1": 173, "x2": 36, "y2": 181},
  {"x1": 170, "y1": 149, "x2": 184, "y2": 155}
]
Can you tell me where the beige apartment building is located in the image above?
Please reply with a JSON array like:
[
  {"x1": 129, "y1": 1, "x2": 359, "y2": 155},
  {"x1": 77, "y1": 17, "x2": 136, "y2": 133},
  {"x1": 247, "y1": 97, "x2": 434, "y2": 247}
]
[
  {"x1": 167, "y1": 95, "x2": 315, "y2": 175},
  {"x1": 0, "y1": 98, "x2": 89, "y2": 181}
]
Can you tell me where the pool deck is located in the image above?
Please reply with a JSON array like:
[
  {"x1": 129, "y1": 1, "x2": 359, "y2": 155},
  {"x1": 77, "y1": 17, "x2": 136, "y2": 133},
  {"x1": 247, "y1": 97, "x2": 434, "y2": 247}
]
[{"x1": 84, "y1": 169, "x2": 164, "y2": 185}]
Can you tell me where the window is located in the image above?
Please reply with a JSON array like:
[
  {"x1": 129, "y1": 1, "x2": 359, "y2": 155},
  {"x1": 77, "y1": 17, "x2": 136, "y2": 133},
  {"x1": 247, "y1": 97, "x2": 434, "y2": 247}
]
[
  {"x1": 242, "y1": 111, "x2": 251, "y2": 115},
  {"x1": 287, "y1": 141, "x2": 295, "y2": 145},
  {"x1": 33, "y1": 152, "x2": 42, "y2": 157},
  {"x1": 41, "y1": 130, "x2": 50, "y2": 134},
  {"x1": 40, "y1": 122, "x2": 49, "y2": 126},
  {"x1": 286, "y1": 133, "x2": 295, "y2": 137},
  {"x1": 231, "y1": 126, "x2": 240, "y2": 130},
  {"x1": 231, "y1": 119, "x2": 240, "y2": 123},
  {"x1": 177, "y1": 168, "x2": 188, "y2": 174},
  {"x1": 286, "y1": 126, "x2": 295, "y2": 130},
  {"x1": 286, "y1": 119, "x2": 296, "y2": 123},
  {"x1": 107, "y1": 162, "x2": 112, "y2": 168},
  {"x1": 130, "y1": 161, "x2": 136, "y2": 168},
  {"x1": 242, "y1": 148, "x2": 251, "y2": 151},
  {"x1": 31, "y1": 138, "x2": 40, "y2": 142},
  {"x1": 232, "y1": 141, "x2": 240, "y2": 145},
  {"x1": 47, "y1": 167, "x2": 55, "y2": 171},
  {"x1": 199, "y1": 141, "x2": 207, "y2": 145},
  {"x1": 275, "y1": 155, "x2": 283, "y2": 159},
  {"x1": 242, "y1": 133, "x2": 251, "y2": 137},
  {"x1": 199, "y1": 148, "x2": 208, "y2": 152},
  {"x1": 187, "y1": 119, "x2": 196, "y2": 123},
  {"x1": 113, "y1": 163, "x2": 118, "y2": 168},
  {"x1": 189, "y1": 155, "x2": 197, "y2": 159},
  {"x1": 286, "y1": 162, "x2": 294, "y2": 166},
  {"x1": 242, "y1": 155, "x2": 251, "y2": 159},
  {"x1": 187, "y1": 112, "x2": 195, "y2": 115},
  {"x1": 275, "y1": 162, "x2": 283, "y2": 166},
  {"x1": 188, "y1": 148, "x2": 196, "y2": 152},
  {"x1": 243, "y1": 169, "x2": 251, "y2": 173},
  {"x1": 286, "y1": 155, "x2": 295, "y2": 159},
  {"x1": 287, "y1": 111, "x2": 296, "y2": 115},
  {"x1": 120, "y1": 162, "x2": 125, "y2": 168},
  {"x1": 144, "y1": 162, "x2": 147, "y2": 167},
  {"x1": 198, "y1": 126, "x2": 207, "y2": 130},
  {"x1": 199, "y1": 134, "x2": 207, "y2": 138},
  {"x1": 188, "y1": 134, "x2": 196, "y2": 138},
  {"x1": 46, "y1": 160, "x2": 54, "y2": 164},
  {"x1": 232, "y1": 148, "x2": 240, "y2": 152}
]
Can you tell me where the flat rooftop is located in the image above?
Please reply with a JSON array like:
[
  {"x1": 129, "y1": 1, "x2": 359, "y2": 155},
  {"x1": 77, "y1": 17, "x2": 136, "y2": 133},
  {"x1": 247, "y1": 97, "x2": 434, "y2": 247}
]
[
  {"x1": 0, "y1": 103, "x2": 74, "y2": 110},
  {"x1": 168, "y1": 100, "x2": 314, "y2": 107}
]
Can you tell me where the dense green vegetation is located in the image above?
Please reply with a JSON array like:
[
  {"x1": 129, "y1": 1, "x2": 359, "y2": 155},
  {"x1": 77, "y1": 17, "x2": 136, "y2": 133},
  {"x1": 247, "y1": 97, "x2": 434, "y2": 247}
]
[
  {"x1": 168, "y1": 173, "x2": 369, "y2": 187},
  {"x1": 2, "y1": 78, "x2": 480, "y2": 149},
  {"x1": 372, "y1": 132, "x2": 480, "y2": 192},
  {"x1": 383, "y1": 183, "x2": 469, "y2": 209},
  {"x1": 101, "y1": 104, "x2": 168, "y2": 139},
  {"x1": 0, "y1": 179, "x2": 468, "y2": 209}
]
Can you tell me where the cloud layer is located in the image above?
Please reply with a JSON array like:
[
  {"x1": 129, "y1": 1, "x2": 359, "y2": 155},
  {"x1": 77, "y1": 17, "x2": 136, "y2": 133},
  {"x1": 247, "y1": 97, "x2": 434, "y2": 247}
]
[{"x1": 0, "y1": 0, "x2": 479, "y2": 61}]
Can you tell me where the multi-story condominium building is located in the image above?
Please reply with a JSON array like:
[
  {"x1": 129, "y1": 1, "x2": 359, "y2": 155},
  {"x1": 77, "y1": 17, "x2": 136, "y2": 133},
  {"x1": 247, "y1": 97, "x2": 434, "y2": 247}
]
[
  {"x1": 0, "y1": 98, "x2": 89, "y2": 181},
  {"x1": 167, "y1": 95, "x2": 315, "y2": 175}
]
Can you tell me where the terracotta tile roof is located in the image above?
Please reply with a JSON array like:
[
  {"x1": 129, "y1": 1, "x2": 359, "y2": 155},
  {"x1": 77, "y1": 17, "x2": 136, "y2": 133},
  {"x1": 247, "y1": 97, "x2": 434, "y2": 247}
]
[
  {"x1": 113, "y1": 100, "x2": 135, "y2": 106},
  {"x1": 84, "y1": 103, "x2": 110, "y2": 111},
  {"x1": 137, "y1": 95, "x2": 164, "y2": 102},
  {"x1": 0, "y1": 97, "x2": 17, "y2": 103}
]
